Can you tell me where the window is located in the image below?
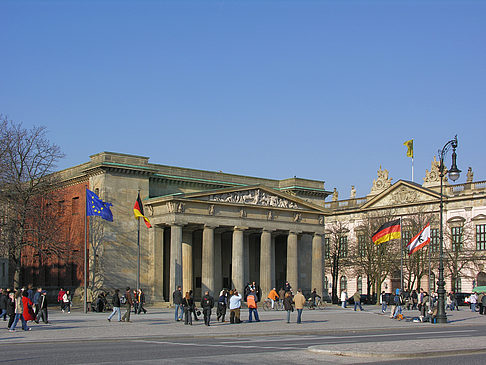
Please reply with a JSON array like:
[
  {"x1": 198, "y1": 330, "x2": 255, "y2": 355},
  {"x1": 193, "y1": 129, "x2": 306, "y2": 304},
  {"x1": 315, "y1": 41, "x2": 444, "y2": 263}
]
[
  {"x1": 402, "y1": 230, "x2": 412, "y2": 252},
  {"x1": 339, "y1": 236, "x2": 348, "y2": 258},
  {"x1": 340, "y1": 276, "x2": 347, "y2": 291},
  {"x1": 357, "y1": 276, "x2": 362, "y2": 292},
  {"x1": 476, "y1": 224, "x2": 486, "y2": 251},
  {"x1": 324, "y1": 237, "x2": 330, "y2": 259},
  {"x1": 451, "y1": 227, "x2": 463, "y2": 252},
  {"x1": 357, "y1": 234, "x2": 366, "y2": 258},
  {"x1": 431, "y1": 228, "x2": 439, "y2": 252},
  {"x1": 324, "y1": 276, "x2": 329, "y2": 290}
]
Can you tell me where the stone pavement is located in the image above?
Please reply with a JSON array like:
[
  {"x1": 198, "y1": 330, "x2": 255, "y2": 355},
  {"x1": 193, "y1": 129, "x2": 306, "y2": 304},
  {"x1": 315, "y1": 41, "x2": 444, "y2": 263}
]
[{"x1": 2, "y1": 304, "x2": 485, "y2": 359}]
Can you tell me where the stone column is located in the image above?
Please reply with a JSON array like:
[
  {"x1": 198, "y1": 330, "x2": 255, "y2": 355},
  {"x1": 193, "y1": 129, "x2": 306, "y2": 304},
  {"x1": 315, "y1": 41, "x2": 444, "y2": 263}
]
[
  {"x1": 151, "y1": 226, "x2": 164, "y2": 301},
  {"x1": 232, "y1": 227, "x2": 245, "y2": 292},
  {"x1": 312, "y1": 233, "x2": 323, "y2": 295},
  {"x1": 214, "y1": 232, "x2": 223, "y2": 293},
  {"x1": 286, "y1": 231, "x2": 298, "y2": 290},
  {"x1": 169, "y1": 224, "x2": 183, "y2": 303},
  {"x1": 182, "y1": 230, "x2": 193, "y2": 295},
  {"x1": 202, "y1": 225, "x2": 215, "y2": 295},
  {"x1": 260, "y1": 229, "x2": 272, "y2": 297}
]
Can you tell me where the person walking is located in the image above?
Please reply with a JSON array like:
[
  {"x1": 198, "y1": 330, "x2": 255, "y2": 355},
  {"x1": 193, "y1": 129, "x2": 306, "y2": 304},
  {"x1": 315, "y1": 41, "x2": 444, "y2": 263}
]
[
  {"x1": 229, "y1": 289, "x2": 242, "y2": 324},
  {"x1": 121, "y1": 287, "x2": 133, "y2": 322},
  {"x1": 201, "y1": 290, "x2": 214, "y2": 326},
  {"x1": 57, "y1": 288, "x2": 66, "y2": 311},
  {"x1": 9, "y1": 290, "x2": 30, "y2": 332},
  {"x1": 182, "y1": 292, "x2": 193, "y2": 325},
  {"x1": 22, "y1": 291, "x2": 35, "y2": 322},
  {"x1": 6, "y1": 291, "x2": 16, "y2": 329},
  {"x1": 247, "y1": 289, "x2": 260, "y2": 322},
  {"x1": 470, "y1": 292, "x2": 478, "y2": 312},
  {"x1": 278, "y1": 288, "x2": 286, "y2": 309},
  {"x1": 294, "y1": 289, "x2": 306, "y2": 324},
  {"x1": 173, "y1": 286, "x2": 183, "y2": 322},
  {"x1": 340, "y1": 289, "x2": 348, "y2": 309},
  {"x1": 137, "y1": 289, "x2": 147, "y2": 314},
  {"x1": 62, "y1": 290, "x2": 72, "y2": 313},
  {"x1": 380, "y1": 291, "x2": 387, "y2": 313},
  {"x1": 33, "y1": 287, "x2": 42, "y2": 320},
  {"x1": 283, "y1": 291, "x2": 294, "y2": 323},
  {"x1": 353, "y1": 291, "x2": 363, "y2": 311},
  {"x1": 216, "y1": 289, "x2": 228, "y2": 322},
  {"x1": 107, "y1": 289, "x2": 121, "y2": 322},
  {"x1": 0, "y1": 288, "x2": 7, "y2": 321},
  {"x1": 35, "y1": 290, "x2": 49, "y2": 324},
  {"x1": 189, "y1": 290, "x2": 200, "y2": 321}
]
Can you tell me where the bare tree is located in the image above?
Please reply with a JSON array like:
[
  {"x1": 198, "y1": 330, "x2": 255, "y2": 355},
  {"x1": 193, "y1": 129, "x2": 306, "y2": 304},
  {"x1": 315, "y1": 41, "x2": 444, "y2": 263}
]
[
  {"x1": 89, "y1": 216, "x2": 106, "y2": 294},
  {"x1": 326, "y1": 220, "x2": 350, "y2": 304},
  {"x1": 0, "y1": 116, "x2": 65, "y2": 286}
]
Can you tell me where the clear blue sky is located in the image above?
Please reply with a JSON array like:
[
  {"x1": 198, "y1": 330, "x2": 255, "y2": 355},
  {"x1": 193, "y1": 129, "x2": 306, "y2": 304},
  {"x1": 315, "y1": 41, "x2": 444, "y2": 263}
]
[{"x1": 1, "y1": 0, "x2": 485, "y2": 199}]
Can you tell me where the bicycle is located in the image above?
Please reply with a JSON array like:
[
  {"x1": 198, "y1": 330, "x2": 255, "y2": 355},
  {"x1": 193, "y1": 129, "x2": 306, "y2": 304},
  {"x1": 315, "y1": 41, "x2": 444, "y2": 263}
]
[
  {"x1": 262, "y1": 299, "x2": 279, "y2": 311},
  {"x1": 305, "y1": 297, "x2": 325, "y2": 310}
]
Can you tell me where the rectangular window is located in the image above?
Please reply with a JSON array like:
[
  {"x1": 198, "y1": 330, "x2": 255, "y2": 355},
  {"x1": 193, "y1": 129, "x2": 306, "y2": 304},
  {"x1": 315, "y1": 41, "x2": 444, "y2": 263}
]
[
  {"x1": 452, "y1": 226, "x2": 463, "y2": 252},
  {"x1": 357, "y1": 234, "x2": 366, "y2": 258},
  {"x1": 476, "y1": 224, "x2": 486, "y2": 251},
  {"x1": 339, "y1": 236, "x2": 348, "y2": 258},
  {"x1": 431, "y1": 228, "x2": 439, "y2": 252},
  {"x1": 324, "y1": 238, "x2": 330, "y2": 259}
]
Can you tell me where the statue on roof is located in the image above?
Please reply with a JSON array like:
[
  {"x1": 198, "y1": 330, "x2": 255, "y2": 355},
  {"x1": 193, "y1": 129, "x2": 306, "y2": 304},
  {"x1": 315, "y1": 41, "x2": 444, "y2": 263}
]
[{"x1": 370, "y1": 166, "x2": 392, "y2": 195}]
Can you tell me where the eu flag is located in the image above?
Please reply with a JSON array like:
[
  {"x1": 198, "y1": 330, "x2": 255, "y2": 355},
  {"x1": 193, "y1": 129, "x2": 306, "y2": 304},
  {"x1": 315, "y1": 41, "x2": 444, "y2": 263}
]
[{"x1": 86, "y1": 189, "x2": 113, "y2": 222}]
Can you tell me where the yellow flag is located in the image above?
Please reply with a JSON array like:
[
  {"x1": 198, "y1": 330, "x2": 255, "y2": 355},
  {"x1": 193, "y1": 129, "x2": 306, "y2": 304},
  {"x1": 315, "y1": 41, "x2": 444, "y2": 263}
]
[{"x1": 403, "y1": 139, "x2": 413, "y2": 158}]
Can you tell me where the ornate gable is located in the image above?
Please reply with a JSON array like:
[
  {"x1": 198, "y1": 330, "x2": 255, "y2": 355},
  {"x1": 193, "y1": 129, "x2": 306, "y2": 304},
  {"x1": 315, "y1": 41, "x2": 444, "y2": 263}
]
[{"x1": 362, "y1": 181, "x2": 441, "y2": 209}]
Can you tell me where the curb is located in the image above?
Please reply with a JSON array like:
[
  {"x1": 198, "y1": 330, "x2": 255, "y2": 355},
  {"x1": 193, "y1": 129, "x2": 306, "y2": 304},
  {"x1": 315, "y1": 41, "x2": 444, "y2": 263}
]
[{"x1": 307, "y1": 346, "x2": 486, "y2": 359}]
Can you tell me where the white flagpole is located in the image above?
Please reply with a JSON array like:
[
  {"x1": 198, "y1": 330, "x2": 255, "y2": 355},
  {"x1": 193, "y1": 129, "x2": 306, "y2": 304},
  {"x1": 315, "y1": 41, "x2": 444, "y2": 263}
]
[{"x1": 412, "y1": 156, "x2": 414, "y2": 182}]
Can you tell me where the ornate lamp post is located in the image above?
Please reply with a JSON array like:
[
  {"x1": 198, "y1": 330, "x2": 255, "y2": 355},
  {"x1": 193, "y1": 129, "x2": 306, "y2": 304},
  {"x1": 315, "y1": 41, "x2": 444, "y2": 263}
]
[{"x1": 437, "y1": 136, "x2": 461, "y2": 323}]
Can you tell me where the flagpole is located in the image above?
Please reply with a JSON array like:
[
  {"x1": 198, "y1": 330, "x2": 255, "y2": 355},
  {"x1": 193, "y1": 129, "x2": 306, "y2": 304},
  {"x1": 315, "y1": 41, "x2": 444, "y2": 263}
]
[
  {"x1": 84, "y1": 187, "x2": 88, "y2": 314},
  {"x1": 400, "y1": 217, "x2": 404, "y2": 291},
  {"x1": 412, "y1": 156, "x2": 414, "y2": 182},
  {"x1": 428, "y1": 232, "x2": 432, "y2": 309},
  {"x1": 137, "y1": 190, "x2": 141, "y2": 292}
]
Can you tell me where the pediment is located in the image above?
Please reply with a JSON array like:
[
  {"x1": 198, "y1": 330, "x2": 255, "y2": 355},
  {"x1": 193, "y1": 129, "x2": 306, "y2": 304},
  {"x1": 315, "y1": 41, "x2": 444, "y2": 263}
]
[
  {"x1": 181, "y1": 185, "x2": 324, "y2": 212},
  {"x1": 362, "y1": 180, "x2": 441, "y2": 209}
]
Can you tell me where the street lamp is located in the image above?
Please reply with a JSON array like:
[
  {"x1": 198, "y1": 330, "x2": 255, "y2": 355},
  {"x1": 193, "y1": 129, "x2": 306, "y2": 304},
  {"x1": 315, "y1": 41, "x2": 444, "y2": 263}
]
[{"x1": 437, "y1": 135, "x2": 461, "y2": 324}]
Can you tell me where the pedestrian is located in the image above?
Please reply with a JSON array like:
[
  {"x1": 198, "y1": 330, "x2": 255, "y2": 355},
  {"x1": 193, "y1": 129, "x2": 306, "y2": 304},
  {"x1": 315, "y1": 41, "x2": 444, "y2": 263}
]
[
  {"x1": 22, "y1": 290, "x2": 35, "y2": 322},
  {"x1": 107, "y1": 289, "x2": 122, "y2": 322},
  {"x1": 284, "y1": 281, "x2": 292, "y2": 293},
  {"x1": 189, "y1": 290, "x2": 200, "y2": 321},
  {"x1": 0, "y1": 288, "x2": 7, "y2": 321},
  {"x1": 182, "y1": 292, "x2": 193, "y2": 325},
  {"x1": 137, "y1": 288, "x2": 147, "y2": 314},
  {"x1": 9, "y1": 290, "x2": 31, "y2": 332},
  {"x1": 310, "y1": 288, "x2": 321, "y2": 309},
  {"x1": 121, "y1": 287, "x2": 133, "y2": 322},
  {"x1": 247, "y1": 289, "x2": 260, "y2": 322},
  {"x1": 418, "y1": 288, "x2": 424, "y2": 311},
  {"x1": 62, "y1": 290, "x2": 71, "y2": 313},
  {"x1": 173, "y1": 286, "x2": 184, "y2": 322},
  {"x1": 27, "y1": 284, "x2": 34, "y2": 303},
  {"x1": 340, "y1": 289, "x2": 348, "y2": 308},
  {"x1": 283, "y1": 291, "x2": 294, "y2": 323},
  {"x1": 33, "y1": 287, "x2": 42, "y2": 320},
  {"x1": 267, "y1": 287, "x2": 279, "y2": 309},
  {"x1": 293, "y1": 289, "x2": 306, "y2": 324},
  {"x1": 36, "y1": 290, "x2": 49, "y2": 324},
  {"x1": 278, "y1": 288, "x2": 286, "y2": 309},
  {"x1": 216, "y1": 289, "x2": 227, "y2": 322},
  {"x1": 411, "y1": 289, "x2": 418, "y2": 310},
  {"x1": 57, "y1": 288, "x2": 66, "y2": 311},
  {"x1": 229, "y1": 289, "x2": 242, "y2": 324},
  {"x1": 353, "y1": 291, "x2": 363, "y2": 311},
  {"x1": 201, "y1": 290, "x2": 214, "y2": 326},
  {"x1": 391, "y1": 289, "x2": 403, "y2": 319},
  {"x1": 470, "y1": 292, "x2": 478, "y2": 312},
  {"x1": 380, "y1": 291, "x2": 387, "y2": 313},
  {"x1": 86, "y1": 287, "x2": 94, "y2": 312},
  {"x1": 132, "y1": 290, "x2": 139, "y2": 313},
  {"x1": 6, "y1": 291, "x2": 15, "y2": 329}
]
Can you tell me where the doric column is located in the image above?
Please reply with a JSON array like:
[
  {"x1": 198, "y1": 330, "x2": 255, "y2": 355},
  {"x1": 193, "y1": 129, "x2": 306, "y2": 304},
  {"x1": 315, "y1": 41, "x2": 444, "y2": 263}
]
[
  {"x1": 170, "y1": 224, "x2": 183, "y2": 303},
  {"x1": 260, "y1": 229, "x2": 272, "y2": 297},
  {"x1": 312, "y1": 233, "x2": 323, "y2": 295},
  {"x1": 232, "y1": 227, "x2": 245, "y2": 292},
  {"x1": 182, "y1": 230, "x2": 193, "y2": 295},
  {"x1": 202, "y1": 225, "x2": 215, "y2": 295},
  {"x1": 150, "y1": 226, "x2": 164, "y2": 301},
  {"x1": 287, "y1": 231, "x2": 298, "y2": 290}
]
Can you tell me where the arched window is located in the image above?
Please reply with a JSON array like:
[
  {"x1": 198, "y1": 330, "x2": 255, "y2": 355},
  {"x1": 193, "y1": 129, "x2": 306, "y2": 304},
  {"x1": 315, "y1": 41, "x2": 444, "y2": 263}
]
[
  {"x1": 357, "y1": 276, "x2": 362, "y2": 292},
  {"x1": 324, "y1": 276, "x2": 329, "y2": 290},
  {"x1": 340, "y1": 275, "x2": 347, "y2": 291},
  {"x1": 477, "y1": 272, "x2": 486, "y2": 287},
  {"x1": 429, "y1": 272, "x2": 436, "y2": 292}
]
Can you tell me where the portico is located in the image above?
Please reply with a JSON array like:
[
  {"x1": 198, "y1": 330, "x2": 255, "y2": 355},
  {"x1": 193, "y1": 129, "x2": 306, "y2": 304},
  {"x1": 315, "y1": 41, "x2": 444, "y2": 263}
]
[{"x1": 145, "y1": 186, "x2": 326, "y2": 302}]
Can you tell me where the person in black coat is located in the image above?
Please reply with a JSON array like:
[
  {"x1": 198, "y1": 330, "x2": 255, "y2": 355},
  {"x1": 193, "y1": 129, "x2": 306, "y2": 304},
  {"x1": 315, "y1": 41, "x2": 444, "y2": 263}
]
[
  {"x1": 108, "y1": 289, "x2": 121, "y2": 322},
  {"x1": 200, "y1": 291, "x2": 214, "y2": 326},
  {"x1": 6, "y1": 291, "x2": 15, "y2": 329},
  {"x1": 0, "y1": 289, "x2": 7, "y2": 321},
  {"x1": 35, "y1": 290, "x2": 49, "y2": 324},
  {"x1": 182, "y1": 292, "x2": 194, "y2": 325}
]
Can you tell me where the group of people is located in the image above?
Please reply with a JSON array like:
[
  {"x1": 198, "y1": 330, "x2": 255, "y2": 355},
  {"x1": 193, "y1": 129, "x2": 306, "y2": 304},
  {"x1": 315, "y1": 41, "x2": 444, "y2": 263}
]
[
  {"x1": 1, "y1": 286, "x2": 49, "y2": 332},
  {"x1": 171, "y1": 281, "x2": 309, "y2": 326},
  {"x1": 106, "y1": 287, "x2": 147, "y2": 323}
]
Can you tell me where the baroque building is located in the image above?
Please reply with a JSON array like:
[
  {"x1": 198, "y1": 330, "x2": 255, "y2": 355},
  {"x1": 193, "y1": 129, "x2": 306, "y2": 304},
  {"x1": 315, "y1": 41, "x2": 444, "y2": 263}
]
[{"x1": 14, "y1": 152, "x2": 486, "y2": 303}]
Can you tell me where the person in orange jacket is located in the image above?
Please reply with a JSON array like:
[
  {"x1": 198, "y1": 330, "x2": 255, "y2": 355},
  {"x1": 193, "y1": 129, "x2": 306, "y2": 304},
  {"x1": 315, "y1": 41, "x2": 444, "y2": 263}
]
[{"x1": 267, "y1": 288, "x2": 279, "y2": 309}]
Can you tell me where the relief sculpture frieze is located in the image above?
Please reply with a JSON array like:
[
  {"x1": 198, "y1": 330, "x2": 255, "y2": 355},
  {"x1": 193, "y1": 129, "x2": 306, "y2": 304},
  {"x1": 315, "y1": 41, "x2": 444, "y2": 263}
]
[{"x1": 209, "y1": 189, "x2": 300, "y2": 209}]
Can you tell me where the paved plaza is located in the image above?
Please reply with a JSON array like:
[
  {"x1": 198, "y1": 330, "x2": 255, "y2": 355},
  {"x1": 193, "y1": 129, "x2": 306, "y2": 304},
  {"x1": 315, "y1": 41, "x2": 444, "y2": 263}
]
[{"x1": 2, "y1": 304, "x2": 486, "y2": 364}]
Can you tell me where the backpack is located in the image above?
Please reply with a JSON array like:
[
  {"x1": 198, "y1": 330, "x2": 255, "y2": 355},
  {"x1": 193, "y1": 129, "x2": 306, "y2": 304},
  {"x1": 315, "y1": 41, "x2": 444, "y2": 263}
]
[{"x1": 120, "y1": 295, "x2": 127, "y2": 305}]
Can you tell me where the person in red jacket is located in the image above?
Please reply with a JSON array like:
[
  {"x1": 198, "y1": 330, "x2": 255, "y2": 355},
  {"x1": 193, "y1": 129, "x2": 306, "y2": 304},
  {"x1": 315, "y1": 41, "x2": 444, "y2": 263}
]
[
  {"x1": 22, "y1": 291, "x2": 35, "y2": 322},
  {"x1": 57, "y1": 288, "x2": 66, "y2": 311}
]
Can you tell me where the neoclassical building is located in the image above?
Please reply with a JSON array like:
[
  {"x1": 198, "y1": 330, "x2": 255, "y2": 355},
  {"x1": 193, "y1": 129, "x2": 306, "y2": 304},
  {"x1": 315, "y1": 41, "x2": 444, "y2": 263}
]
[{"x1": 16, "y1": 152, "x2": 486, "y2": 302}]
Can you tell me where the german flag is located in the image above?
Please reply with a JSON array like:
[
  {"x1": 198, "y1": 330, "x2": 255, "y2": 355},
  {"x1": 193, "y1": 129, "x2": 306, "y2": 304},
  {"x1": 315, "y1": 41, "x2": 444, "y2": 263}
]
[
  {"x1": 134, "y1": 193, "x2": 152, "y2": 228},
  {"x1": 372, "y1": 219, "x2": 401, "y2": 245}
]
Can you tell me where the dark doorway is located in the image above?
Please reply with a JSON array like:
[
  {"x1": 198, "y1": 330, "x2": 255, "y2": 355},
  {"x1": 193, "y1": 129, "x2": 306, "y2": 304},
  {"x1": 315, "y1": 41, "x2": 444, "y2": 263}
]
[{"x1": 274, "y1": 235, "x2": 287, "y2": 290}]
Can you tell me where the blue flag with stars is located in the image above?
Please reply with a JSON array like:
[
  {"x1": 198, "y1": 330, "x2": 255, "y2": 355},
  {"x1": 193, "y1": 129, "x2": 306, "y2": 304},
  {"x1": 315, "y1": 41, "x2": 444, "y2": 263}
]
[{"x1": 86, "y1": 189, "x2": 113, "y2": 222}]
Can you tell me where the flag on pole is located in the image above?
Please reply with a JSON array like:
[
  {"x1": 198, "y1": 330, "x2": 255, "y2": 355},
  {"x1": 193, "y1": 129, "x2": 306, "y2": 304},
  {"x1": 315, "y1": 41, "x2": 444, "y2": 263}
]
[
  {"x1": 86, "y1": 189, "x2": 113, "y2": 222},
  {"x1": 372, "y1": 219, "x2": 401, "y2": 245},
  {"x1": 134, "y1": 193, "x2": 152, "y2": 228},
  {"x1": 403, "y1": 139, "x2": 413, "y2": 158},
  {"x1": 407, "y1": 223, "x2": 430, "y2": 255}
]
